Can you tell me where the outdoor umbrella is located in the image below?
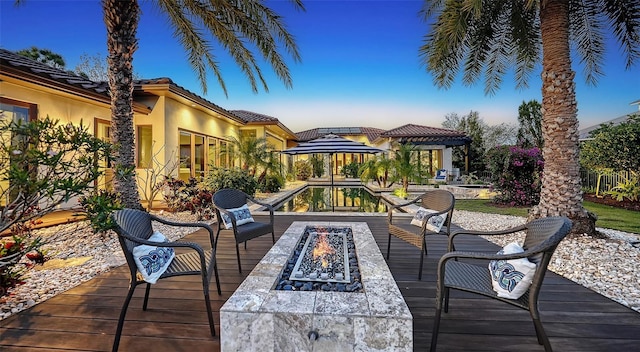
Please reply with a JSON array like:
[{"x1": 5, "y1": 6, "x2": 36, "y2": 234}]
[{"x1": 281, "y1": 133, "x2": 384, "y2": 188}]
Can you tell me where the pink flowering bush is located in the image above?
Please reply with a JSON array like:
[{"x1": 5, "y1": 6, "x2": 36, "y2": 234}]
[{"x1": 486, "y1": 145, "x2": 544, "y2": 206}]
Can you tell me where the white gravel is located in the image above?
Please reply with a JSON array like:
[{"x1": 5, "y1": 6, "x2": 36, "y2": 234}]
[{"x1": 1, "y1": 210, "x2": 638, "y2": 321}]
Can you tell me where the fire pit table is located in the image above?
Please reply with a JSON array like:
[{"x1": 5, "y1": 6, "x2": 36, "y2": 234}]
[{"x1": 220, "y1": 221, "x2": 412, "y2": 351}]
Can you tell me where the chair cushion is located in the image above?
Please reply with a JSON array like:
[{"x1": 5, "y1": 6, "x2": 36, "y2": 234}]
[
  {"x1": 132, "y1": 231, "x2": 175, "y2": 284},
  {"x1": 489, "y1": 242, "x2": 536, "y2": 299},
  {"x1": 220, "y1": 204, "x2": 255, "y2": 229},
  {"x1": 411, "y1": 207, "x2": 447, "y2": 232},
  {"x1": 234, "y1": 221, "x2": 272, "y2": 243}
]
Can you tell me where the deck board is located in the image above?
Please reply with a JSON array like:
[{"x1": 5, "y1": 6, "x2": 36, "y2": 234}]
[{"x1": 1, "y1": 214, "x2": 639, "y2": 351}]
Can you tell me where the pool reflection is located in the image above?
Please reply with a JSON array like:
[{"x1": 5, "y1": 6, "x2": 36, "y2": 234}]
[{"x1": 275, "y1": 186, "x2": 388, "y2": 213}]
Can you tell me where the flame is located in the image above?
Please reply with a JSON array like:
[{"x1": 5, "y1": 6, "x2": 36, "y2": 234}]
[{"x1": 312, "y1": 233, "x2": 335, "y2": 268}]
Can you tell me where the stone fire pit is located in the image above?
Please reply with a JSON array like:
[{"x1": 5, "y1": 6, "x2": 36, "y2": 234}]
[{"x1": 220, "y1": 221, "x2": 413, "y2": 351}]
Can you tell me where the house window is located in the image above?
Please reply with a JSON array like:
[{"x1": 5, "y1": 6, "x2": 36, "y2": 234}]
[
  {"x1": 1, "y1": 98, "x2": 38, "y2": 206},
  {"x1": 137, "y1": 125, "x2": 152, "y2": 168},
  {"x1": 94, "y1": 119, "x2": 113, "y2": 191},
  {"x1": 179, "y1": 130, "x2": 212, "y2": 181}
]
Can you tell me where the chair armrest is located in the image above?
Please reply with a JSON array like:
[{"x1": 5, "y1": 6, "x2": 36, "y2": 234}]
[
  {"x1": 448, "y1": 224, "x2": 527, "y2": 252},
  {"x1": 117, "y1": 230, "x2": 206, "y2": 256},
  {"x1": 150, "y1": 214, "x2": 217, "y2": 248},
  {"x1": 387, "y1": 197, "x2": 421, "y2": 223}
]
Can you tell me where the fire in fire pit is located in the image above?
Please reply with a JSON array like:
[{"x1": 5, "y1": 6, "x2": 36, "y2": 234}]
[
  {"x1": 275, "y1": 226, "x2": 362, "y2": 292},
  {"x1": 289, "y1": 229, "x2": 351, "y2": 283}
]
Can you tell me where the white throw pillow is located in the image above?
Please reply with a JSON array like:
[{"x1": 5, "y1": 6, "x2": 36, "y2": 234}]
[
  {"x1": 489, "y1": 242, "x2": 537, "y2": 299},
  {"x1": 132, "y1": 231, "x2": 175, "y2": 284},
  {"x1": 410, "y1": 207, "x2": 448, "y2": 232},
  {"x1": 221, "y1": 204, "x2": 255, "y2": 229}
]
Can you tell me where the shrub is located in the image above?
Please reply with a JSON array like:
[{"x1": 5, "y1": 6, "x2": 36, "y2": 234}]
[
  {"x1": 606, "y1": 171, "x2": 640, "y2": 202},
  {"x1": 486, "y1": 145, "x2": 543, "y2": 206},
  {"x1": 79, "y1": 189, "x2": 123, "y2": 233},
  {"x1": 294, "y1": 160, "x2": 312, "y2": 181},
  {"x1": 161, "y1": 177, "x2": 215, "y2": 220},
  {"x1": 258, "y1": 173, "x2": 284, "y2": 193},
  {"x1": 309, "y1": 155, "x2": 325, "y2": 178},
  {"x1": 204, "y1": 167, "x2": 258, "y2": 196},
  {"x1": 340, "y1": 161, "x2": 360, "y2": 178}
]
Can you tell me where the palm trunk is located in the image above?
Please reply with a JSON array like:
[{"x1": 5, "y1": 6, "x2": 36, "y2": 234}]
[
  {"x1": 530, "y1": 0, "x2": 595, "y2": 235},
  {"x1": 103, "y1": 0, "x2": 142, "y2": 209}
]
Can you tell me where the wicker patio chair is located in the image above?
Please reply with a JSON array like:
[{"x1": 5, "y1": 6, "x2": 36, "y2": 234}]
[
  {"x1": 387, "y1": 190, "x2": 455, "y2": 280},
  {"x1": 213, "y1": 188, "x2": 275, "y2": 273},
  {"x1": 111, "y1": 208, "x2": 221, "y2": 352},
  {"x1": 430, "y1": 216, "x2": 573, "y2": 352}
]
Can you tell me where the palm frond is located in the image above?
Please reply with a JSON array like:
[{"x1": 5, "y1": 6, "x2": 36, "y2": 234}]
[
  {"x1": 601, "y1": 0, "x2": 640, "y2": 68},
  {"x1": 569, "y1": 0, "x2": 605, "y2": 85}
]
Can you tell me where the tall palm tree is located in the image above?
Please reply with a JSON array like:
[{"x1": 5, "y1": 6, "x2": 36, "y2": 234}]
[
  {"x1": 102, "y1": 0, "x2": 303, "y2": 209},
  {"x1": 419, "y1": 0, "x2": 639, "y2": 234}
]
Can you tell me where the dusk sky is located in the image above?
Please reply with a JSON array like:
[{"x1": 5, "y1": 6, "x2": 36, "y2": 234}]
[{"x1": 1, "y1": 0, "x2": 638, "y2": 132}]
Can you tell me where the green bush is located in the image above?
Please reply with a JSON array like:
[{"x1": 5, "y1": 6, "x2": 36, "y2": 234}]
[
  {"x1": 204, "y1": 167, "x2": 258, "y2": 196},
  {"x1": 309, "y1": 155, "x2": 325, "y2": 178},
  {"x1": 606, "y1": 172, "x2": 640, "y2": 202},
  {"x1": 294, "y1": 160, "x2": 312, "y2": 181},
  {"x1": 79, "y1": 189, "x2": 123, "y2": 233},
  {"x1": 340, "y1": 161, "x2": 360, "y2": 178},
  {"x1": 258, "y1": 173, "x2": 284, "y2": 193},
  {"x1": 486, "y1": 145, "x2": 543, "y2": 206}
]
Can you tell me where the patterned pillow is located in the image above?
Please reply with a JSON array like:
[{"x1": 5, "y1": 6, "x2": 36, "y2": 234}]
[
  {"x1": 410, "y1": 207, "x2": 448, "y2": 232},
  {"x1": 488, "y1": 242, "x2": 537, "y2": 299},
  {"x1": 132, "y1": 231, "x2": 175, "y2": 284},
  {"x1": 221, "y1": 204, "x2": 255, "y2": 229}
]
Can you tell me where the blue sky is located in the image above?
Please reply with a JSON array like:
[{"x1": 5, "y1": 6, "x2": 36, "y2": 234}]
[{"x1": 1, "y1": 0, "x2": 638, "y2": 132}]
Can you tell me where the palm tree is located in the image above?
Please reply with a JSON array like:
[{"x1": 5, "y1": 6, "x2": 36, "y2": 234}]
[
  {"x1": 419, "y1": 0, "x2": 639, "y2": 234},
  {"x1": 393, "y1": 143, "x2": 419, "y2": 194},
  {"x1": 226, "y1": 135, "x2": 269, "y2": 176},
  {"x1": 102, "y1": 0, "x2": 303, "y2": 208}
]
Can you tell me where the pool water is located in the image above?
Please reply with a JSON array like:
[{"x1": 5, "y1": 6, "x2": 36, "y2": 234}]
[{"x1": 275, "y1": 186, "x2": 388, "y2": 213}]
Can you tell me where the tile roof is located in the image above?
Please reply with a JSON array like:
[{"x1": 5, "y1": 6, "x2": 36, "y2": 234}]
[
  {"x1": 295, "y1": 127, "x2": 385, "y2": 143},
  {"x1": 230, "y1": 110, "x2": 278, "y2": 123},
  {"x1": 0, "y1": 48, "x2": 111, "y2": 97},
  {"x1": 379, "y1": 123, "x2": 467, "y2": 137},
  {"x1": 134, "y1": 77, "x2": 242, "y2": 123},
  {"x1": 378, "y1": 124, "x2": 471, "y2": 146}
]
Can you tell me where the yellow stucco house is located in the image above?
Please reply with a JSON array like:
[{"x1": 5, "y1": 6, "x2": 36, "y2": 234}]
[{"x1": 0, "y1": 48, "x2": 297, "y2": 204}]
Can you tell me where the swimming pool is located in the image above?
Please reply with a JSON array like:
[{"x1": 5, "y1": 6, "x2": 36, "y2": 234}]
[{"x1": 275, "y1": 186, "x2": 388, "y2": 213}]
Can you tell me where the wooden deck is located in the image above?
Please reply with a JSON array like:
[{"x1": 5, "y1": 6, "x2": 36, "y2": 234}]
[{"x1": 1, "y1": 214, "x2": 639, "y2": 351}]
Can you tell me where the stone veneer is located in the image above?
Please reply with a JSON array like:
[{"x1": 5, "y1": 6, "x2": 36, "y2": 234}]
[{"x1": 220, "y1": 221, "x2": 413, "y2": 351}]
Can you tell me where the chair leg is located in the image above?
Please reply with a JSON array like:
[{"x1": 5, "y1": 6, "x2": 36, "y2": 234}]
[
  {"x1": 142, "y1": 283, "x2": 151, "y2": 311},
  {"x1": 236, "y1": 243, "x2": 242, "y2": 273},
  {"x1": 386, "y1": 233, "x2": 392, "y2": 260},
  {"x1": 418, "y1": 239, "x2": 426, "y2": 280},
  {"x1": 271, "y1": 231, "x2": 275, "y2": 244},
  {"x1": 213, "y1": 261, "x2": 222, "y2": 295},
  {"x1": 443, "y1": 287, "x2": 450, "y2": 313},
  {"x1": 530, "y1": 307, "x2": 552, "y2": 351},
  {"x1": 112, "y1": 283, "x2": 137, "y2": 352},
  {"x1": 201, "y1": 276, "x2": 216, "y2": 337},
  {"x1": 430, "y1": 306, "x2": 443, "y2": 352}
]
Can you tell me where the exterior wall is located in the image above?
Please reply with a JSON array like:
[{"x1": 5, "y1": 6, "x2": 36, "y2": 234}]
[
  {"x1": 0, "y1": 79, "x2": 114, "y2": 209},
  {"x1": 0, "y1": 79, "x2": 112, "y2": 128}
]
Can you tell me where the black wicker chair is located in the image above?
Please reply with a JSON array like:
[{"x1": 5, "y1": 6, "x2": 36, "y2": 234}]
[
  {"x1": 213, "y1": 188, "x2": 275, "y2": 273},
  {"x1": 387, "y1": 190, "x2": 455, "y2": 280},
  {"x1": 430, "y1": 216, "x2": 573, "y2": 352},
  {"x1": 111, "y1": 209, "x2": 221, "y2": 352}
]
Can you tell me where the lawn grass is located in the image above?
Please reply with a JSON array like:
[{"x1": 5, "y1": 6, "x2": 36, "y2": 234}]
[{"x1": 455, "y1": 199, "x2": 640, "y2": 234}]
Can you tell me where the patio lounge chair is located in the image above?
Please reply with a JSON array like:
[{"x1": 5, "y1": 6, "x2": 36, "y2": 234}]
[
  {"x1": 213, "y1": 188, "x2": 275, "y2": 273},
  {"x1": 430, "y1": 216, "x2": 572, "y2": 352},
  {"x1": 111, "y1": 209, "x2": 221, "y2": 352},
  {"x1": 387, "y1": 190, "x2": 455, "y2": 280}
]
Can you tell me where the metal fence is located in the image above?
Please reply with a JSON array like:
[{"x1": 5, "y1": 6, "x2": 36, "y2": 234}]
[{"x1": 580, "y1": 169, "x2": 632, "y2": 194}]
